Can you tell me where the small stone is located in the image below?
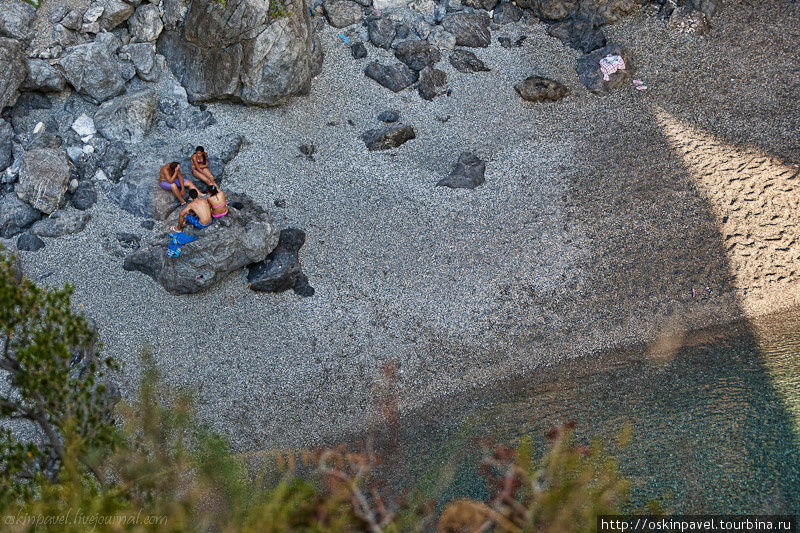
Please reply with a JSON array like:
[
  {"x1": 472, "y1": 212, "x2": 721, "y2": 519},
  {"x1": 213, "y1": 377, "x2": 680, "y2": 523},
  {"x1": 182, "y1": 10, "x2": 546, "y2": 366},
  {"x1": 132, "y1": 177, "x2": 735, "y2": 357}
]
[
  {"x1": 364, "y1": 61, "x2": 419, "y2": 92},
  {"x1": 351, "y1": 41, "x2": 368, "y2": 58},
  {"x1": 361, "y1": 124, "x2": 416, "y2": 150},
  {"x1": 71, "y1": 113, "x2": 97, "y2": 137},
  {"x1": 17, "y1": 233, "x2": 45, "y2": 252},
  {"x1": 377, "y1": 110, "x2": 399, "y2": 122},
  {"x1": 514, "y1": 75, "x2": 569, "y2": 102},
  {"x1": 449, "y1": 49, "x2": 490, "y2": 72},
  {"x1": 437, "y1": 151, "x2": 485, "y2": 189}
]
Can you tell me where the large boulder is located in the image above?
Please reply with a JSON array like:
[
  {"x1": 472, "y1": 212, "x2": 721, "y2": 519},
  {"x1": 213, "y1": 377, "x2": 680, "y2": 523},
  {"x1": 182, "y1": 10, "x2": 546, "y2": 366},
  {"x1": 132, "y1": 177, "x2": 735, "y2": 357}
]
[
  {"x1": 324, "y1": 0, "x2": 364, "y2": 28},
  {"x1": 0, "y1": 194, "x2": 41, "y2": 238},
  {"x1": 576, "y1": 43, "x2": 632, "y2": 94},
  {"x1": 123, "y1": 193, "x2": 280, "y2": 294},
  {"x1": 441, "y1": 12, "x2": 491, "y2": 48},
  {"x1": 98, "y1": 0, "x2": 135, "y2": 31},
  {"x1": 157, "y1": 0, "x2": 323, "y2": 106},
  {"x1": 94, "y1": 89, "x2": 158, "y2": 143},
  {"x1": 30, "y1": 210, "x2": 91, "y2": 238},
  {"x1": 514, "y1": 76, "x2": 569, "y2": 102},
  {"x1": 437, "y1": 152, "x2": 485, "y2": 189},
  {"x1": 59, "y1": 41, "x2": 126, "y2": 103},
  {"x1": 525, "y1": 0, "x2": 576, "y2": 20},
  {"x1": 102, "y1": 155, "x2": 178, "y2": 219},
  {"x1": 16, "y1": 148, "x2": 71, "y2": 214},
  {"x1": 248, "y1": 228, "x2": 314, "y2": 296},
  {"x1": 0, "y1": 37, "x2": 27, "y2": 110},
  {"x1": 0, "y1": 0, "x2": 36, "y2": 42},
  {"x1": 128, "y1": 3, "x2": 164, "y2": 42},
  {"x1": 22, "y1": 59, "x2": 68, "y2": 92},
  {"x1": 364, "y1": 61, "x2": 418, "y2": 92}
]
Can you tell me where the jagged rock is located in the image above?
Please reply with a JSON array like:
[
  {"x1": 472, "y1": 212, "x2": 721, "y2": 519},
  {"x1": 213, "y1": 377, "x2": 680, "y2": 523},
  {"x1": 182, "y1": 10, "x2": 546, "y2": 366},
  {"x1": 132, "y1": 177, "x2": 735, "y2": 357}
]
[
  {"x1": 418, "y1": 67, "x2": 447, "y2": 100},
  {"x1": 129, "y1": 3, "x2": 163, "y2": 42},
  {"x1": 351, "y1": 41, "x2": 368, "y2": 58},
  {"x1": 94, "y1": 90, "x2": 158, "y2": 143},
  {"x1": 576, "y1": 43, "x2": 632, "y2": 94},
  {"x1": 492, "y1": 2, "x2": 522, "y2": 24},
  {"x1": 119, "y1": 43, "x2": 156, "y2": 78},
  {"x1": 247, "y1": 228, "x2": 314, "y2": 296},
  {"x1": 324, "y1": 0, "x2": 364, "y2": 28},
  {"x1": 123, "y1": 193, "x2": 280, "y2": 294},
  {"x1": 0, "y1": 194, "x2": 41, "y2": 238},
  {"x1": 163, "y1": 0, "x2": 189, "y2": 30},
  {"x1": 22, "y1": 60, "x2": 67, "y2": 92},
  {"x1": 394, "y1": 40, "x2": 441, "y2": 71},
  {"x1": 514, "y1": 76, "x2": 569, "y2": 102},
  {"x1": 463, "y1": 0, "x2": 497, "y2": 10},
  {"x1": 377, "y1": 110, "x2": 399, "y2": 122},
  {"x1": 157, "y1": 0, "x2": 322, "y2": 106},
  {"x1": 449, "y1": 49, "x2": 489, "y2": 72},
  {"x1": 16, "y1": 233, "x2": 45, "y2": 251},
  {"x1": 437, "y1": 152, "x2": 485, "y2": 189},
  {"x1": 441, "y1": 12, "x2": 491, "y2": 47},
  {"x1": 0, "y1": 0, "x2": 36, "y2": 42},
  {"x1": 98, "y1": 0, "x2": 135, "y2": 31},
  {"x1": 524, "y1": 0, "x2": 576, "y2": 20},
  {"x1": 547, "y1": 14, "x2": 606, "y2": 52},
  {"x1": 59, "y1": 41, "x2": 125, "y2": 103},
  {"x1": 51, "y1": 23, "x2": 85, "y2": 48},
  {"x1": 364, "y1": 61, "x2": 418, "y2": 92},
  {"x1": 0, "y1": 37, "x2": 27, "y2": 110},
  {"x1": 30, "y1": 210, "x2": 91, "y2": 237},
  {"x1": 70, "y1": 180, "x2": 98, "y2": 210},
  {"x1": 0, "y1": 120, "x2": 12, "y2": 172},
  {"x1": 667, "y1": 7, "x2": 710, "y2": 35},
  {"x1": 428, "y1": 27, "x2": 456, "y2": 50},
  {"x1": 361, "y1": 124, "x2": 415, "y2": 150},
  {"x1": 60, "y1": 9, "x2": 83, "y2": 31},
  {"x1": 71, "y1": 114, "x2": 97, "y2": 138},
  {"x1": 16, "y1": 148, "x2": 71, "y2": 214},
  {"x1": 366, "y1": 17, "x2": 396, "y2": 49}
]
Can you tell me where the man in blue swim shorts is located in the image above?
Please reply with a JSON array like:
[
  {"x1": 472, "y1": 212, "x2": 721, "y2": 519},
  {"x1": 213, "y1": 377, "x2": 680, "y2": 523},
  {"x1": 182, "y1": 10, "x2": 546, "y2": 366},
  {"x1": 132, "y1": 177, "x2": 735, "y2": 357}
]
[{"x1": 174, "y1": 189, "x2": 213, "y2": 231}]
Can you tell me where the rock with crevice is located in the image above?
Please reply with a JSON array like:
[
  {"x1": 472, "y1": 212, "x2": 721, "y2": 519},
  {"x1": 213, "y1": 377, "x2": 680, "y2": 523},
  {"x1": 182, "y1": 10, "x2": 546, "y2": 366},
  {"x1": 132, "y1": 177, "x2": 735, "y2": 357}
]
[
  {"x1": 247, "y1": 228, "x2": 315, "y2": 297},
  {"x1": 123, "y1": 193, "x2": 280, "y2": 294}
]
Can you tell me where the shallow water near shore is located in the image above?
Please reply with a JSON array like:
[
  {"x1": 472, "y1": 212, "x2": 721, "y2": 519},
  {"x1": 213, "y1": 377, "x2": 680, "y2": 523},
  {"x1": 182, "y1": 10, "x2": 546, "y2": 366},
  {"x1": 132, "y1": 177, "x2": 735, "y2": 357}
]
[{"x1": 373, "y1": 308, "x2": 800, "y2": 513}]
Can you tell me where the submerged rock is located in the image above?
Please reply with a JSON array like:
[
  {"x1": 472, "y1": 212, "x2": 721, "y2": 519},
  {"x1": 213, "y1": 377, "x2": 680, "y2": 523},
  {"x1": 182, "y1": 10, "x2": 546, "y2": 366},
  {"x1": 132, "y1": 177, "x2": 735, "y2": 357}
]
[
  {"x1": 361, "y1": 124, "x2": 416, "y2": 150},
  {"x1": 437, "y1": 152, "x2": 485, "y2": 189},
  {"x1": 123, "y1": 193, "x2": 280, "y2": 294},
  {"x1": 248, "y1": 228, "x2": 315, "y2": 297}
]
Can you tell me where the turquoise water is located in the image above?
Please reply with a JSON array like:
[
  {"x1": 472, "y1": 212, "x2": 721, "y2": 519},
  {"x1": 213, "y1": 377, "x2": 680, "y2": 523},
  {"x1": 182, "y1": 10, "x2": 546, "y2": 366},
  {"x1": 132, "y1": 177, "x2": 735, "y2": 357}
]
[{"x1": 380, "y1": 310, "x2": 800, "y2": 513}]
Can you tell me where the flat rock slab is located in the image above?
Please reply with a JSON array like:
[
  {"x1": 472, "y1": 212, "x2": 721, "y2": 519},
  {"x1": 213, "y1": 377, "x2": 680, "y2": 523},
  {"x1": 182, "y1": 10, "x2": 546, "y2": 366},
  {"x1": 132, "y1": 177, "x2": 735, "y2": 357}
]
[
  {"x1": 364, "y1": 61, "x2": 419, "y2": 92},
  {"x1": 514, "y1": 76, "x2": 569, "y2": 102},
  {"x1": 123, "y1": 193, "x2": 279, "y2": 294},
  {"x1": 361, "y1": 124, "x2": 416, "y2": 150},
  {"x1": 437, "y1": 151, "x2": 486, "y2": 189}
]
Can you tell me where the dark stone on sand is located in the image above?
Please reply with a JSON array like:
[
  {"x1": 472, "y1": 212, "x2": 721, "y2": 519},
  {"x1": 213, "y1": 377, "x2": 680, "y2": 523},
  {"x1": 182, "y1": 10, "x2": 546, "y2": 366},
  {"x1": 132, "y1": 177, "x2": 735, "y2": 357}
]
[
  {"x1": 576, "y1": 43, "x2": 632, "y2": 94},
  {"x1": 247, "y1": 228, "x2": 314, "y2": 297},
  {"x1": 394, "y1": 40, "x2": 441, "y2": 71},
  {"x1": 418, "y1": 67, "x2": 447, "y2": 100},
  {"x1": 437, "y1": 152, "x2": 485, "y2": 189},
  {"x1": 377, "y1": 110, "x2": 399, "y2": 123},
  {"x1": 361, "y1": 124, "x2": 416, "y2": 150},
  {"x1": 449, "y1": 49, "x2": 490, "y2": 73},
  {"x1": 366, "y1": 17, "x2": 396, "y2": 49},
  {"x1": 547, "y1": 15, "x2": 606, "y2": 53},
  {"x1": 514, "y1": 76, "x2": 569, "y2": 102},
  {"x1": 364, "y1": 61, "x2": 418, "y2": 92},
  {"x1": 17, "y1": 233, "x2": 44, "y2": 251},
  {"x1": 70, "y1": 180, "x2": 97, "y2": 210},
  {"x1": 351, "y1": 41, "x2": 368, "y2": 58},
  {"x1": 441, "y1": 12, "x2": 491, "y2": 48}
]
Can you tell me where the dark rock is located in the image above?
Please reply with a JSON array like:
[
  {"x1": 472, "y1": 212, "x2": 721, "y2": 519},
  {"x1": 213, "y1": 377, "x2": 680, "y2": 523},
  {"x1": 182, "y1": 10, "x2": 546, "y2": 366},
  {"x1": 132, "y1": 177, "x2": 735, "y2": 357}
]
[
  {"x1": 690, "y1": 0, "x2": 718, "y2": 19},
  {"x1": 441, "y1": 12, "x2": 491, "y2": 47},
  {"x1": 274, "y1": 198, "x2": 287, "y2": 208},
  {"x1": 100, "y1": 142, "x2": 129, "y2": 182},
  {"x1": 418, "y1": 67, "x2": 447, "y2": 100},
  {"x1": 547, "y1": 14, "x2": 606, "y2": 52},
  {"x1": 123, "y1": 193, "x2": 280, "y2": 294},
  {"x1": 30, "y1": 210, "x2": 90, "y2": 237},
  {"x1": 580, "y1": 0, "x2": 638, "y2": 25},
  {"x1": 0, "y1": 120, "x2": 11, "y2": 172},
  {"x1": 0, "y1": 194, "x2": 41, "y2": 238},
  {"x1": 298, "y1": 143, "x2": 316, "y2": 161},
  {"x1": 157, "y1": 0, "x2": 322, "y2": 106},
  {"x1": 361, "y1": 124, "x2": 416, "y2": 150},
  {"x1": 0, "y1": 0, "x2": 36, "y2": 42},
  {"x1": 576, "y1": 43, "x2": 632, "y2": 94},
  {"x1": 94, "y1": 89, "x2": 158, "y2": 143},
  {"x1": 395, "y1": 23, "x2": 410, "y2": 39},
  {"x1": 59, "y1": 41, "x2": 125, "y2": 103},
  {"x1": 70, "y1": 180, "x2": 98, "y2": 210},
  {"x1": 16, "y1": 148, "x2": 71, "y2": 214},
  {"x1": 116, "y1": 232, "x2": 140, "y2": 249},
  {"x1": 498, "y1": 35, "x2": 526, "y2": 48},
  {"x1": 22, "y1": 60, "x2": 67, "y2": 92},
  {"x1": 247, "y1": 228, "x2": 314, "y2": 296},
  {"x1": 377, "y1": 110, "x2": 399, "y2": 122},
  {"x1": 351, "y1": 41, "x2": 368, "y2": 58},
  {"x1": 463, "y1": 0, "x2": 498, "y2": 10},
  {"x1": 492, "y1": 2, "x2": 523, "y2": 24},
  {"x1": 163, "y1": 0, "x2": 189, "y2": 30},
  {"x1": 449, "y1": 49, "x2": 490, "y2": 72},
  {"x1": 0, "y1": 37, "x2": 27, "y2": 110},
  {"x1": 16, "y1": 233, "x2": 44, "y2": 252},
  {"x1": 128, "y1": 3, "x2": 163, "y2": 42},
  {"x1": 324, "y1": 0, "x2": 364, "y2": 28},
  {"x1": 15, "y1": 92, "x2": 52, "y2": 110},
  {"x1": 437, "y1": 151, "x2": 485, "y2": 189},
  {"x1": 140, "y1": 219, "x2": 155, "y2": 230},
  {"x1": 366, "y1": 17, "x2": 396, "y2": 49},
  {"x1": 526, "y1": 0, "x2": 576, "y2": 20},
  {"x1": 514, "y1": 75, "x2": 569, "y2": 102},
  {"x1": 394, "y1": 40, "x2": 441, "y2": 71},
  {"x1": 364, "y1": 61, "x2": 419, "y2": 92}
]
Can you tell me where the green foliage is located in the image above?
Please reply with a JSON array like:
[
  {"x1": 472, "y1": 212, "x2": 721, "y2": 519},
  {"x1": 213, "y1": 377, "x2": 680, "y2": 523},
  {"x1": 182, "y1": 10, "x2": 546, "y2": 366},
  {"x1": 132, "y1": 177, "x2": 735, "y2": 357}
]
[{"x1": 0, "y1": 248, "x2": 117, "y2": 505}]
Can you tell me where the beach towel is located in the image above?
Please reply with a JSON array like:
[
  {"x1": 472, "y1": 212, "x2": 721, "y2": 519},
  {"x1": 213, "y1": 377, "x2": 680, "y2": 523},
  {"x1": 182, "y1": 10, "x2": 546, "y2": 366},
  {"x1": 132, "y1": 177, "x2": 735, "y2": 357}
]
[
  {"x1": 167, "y1": 232, "x2": 197, "y2": 258},
  {"x1": 599, "y1": 54, "x2": 626, "y2": 81}
]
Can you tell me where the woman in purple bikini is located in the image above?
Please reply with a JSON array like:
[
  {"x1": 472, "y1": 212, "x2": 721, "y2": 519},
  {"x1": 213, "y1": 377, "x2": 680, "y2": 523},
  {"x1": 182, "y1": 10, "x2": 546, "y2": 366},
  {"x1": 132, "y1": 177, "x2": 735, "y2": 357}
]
[
  {"x1": 207, "y1": 185, "x2": 227, "y2": 218},
  {"x1": 158, "y1": 162, "x2": 197, "y2": 204}
]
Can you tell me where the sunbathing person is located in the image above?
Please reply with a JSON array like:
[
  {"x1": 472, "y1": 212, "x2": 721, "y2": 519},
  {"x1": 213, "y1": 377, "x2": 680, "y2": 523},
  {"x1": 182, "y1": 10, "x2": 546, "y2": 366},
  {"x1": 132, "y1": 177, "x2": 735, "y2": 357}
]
[
  {"x1": 159, "y1": 162, "x2": 197, "y2": 204},
  {"x1": 191, "y1": 146, "x2": 217, "y2": 188},
  {"x1": 174, "y1": 189, "x2": 212, "y2": 231},
  {"x1": 207, "y1": 185, "x2": 228, "y2": 218}
]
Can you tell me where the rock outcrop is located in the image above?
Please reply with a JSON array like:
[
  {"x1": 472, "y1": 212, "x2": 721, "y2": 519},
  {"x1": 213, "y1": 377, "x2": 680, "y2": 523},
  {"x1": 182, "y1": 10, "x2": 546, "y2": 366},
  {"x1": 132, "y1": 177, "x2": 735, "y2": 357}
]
[
  {"x1": 157, "y1": 0, "x2": 323, "y2": 106},
  {"x1": 123, "y1": 193, "x2": 280, "y2": 294},
  {"x1": 248, "y1": 228, "x2": 314, "y2": 296}
]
